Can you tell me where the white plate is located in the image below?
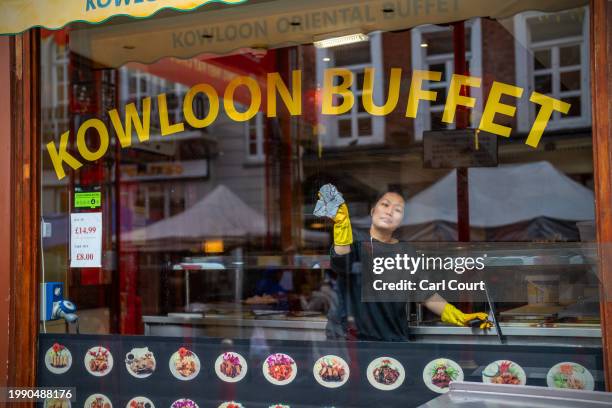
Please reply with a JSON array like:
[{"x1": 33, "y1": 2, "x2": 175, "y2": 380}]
[
  {"x1": 422, "y1": 358, "x2": 464, "y2": 394},
  {"x1": 215, "y1": 352, "x2": 248, "y2": 383},
  {"x1": 84, "y1": 393, "x2": 112, "y2": 408},
  {"x1": 169, "y1": 348, "x2": 201, "y2": 381},
  {"x1": 125, "y1": 347, "x2": 156, "y2": 379},
  {"x1": 313, "y1": 355, "x2": 349, "y2": 388},
  {"x1": 262, "y1": 353, "x2": 297, "y2": 386},
  {"x1": 482, "y1": 360, "x2": 526, "y2": 385},
  {"x1": 45, "y1": 344, "x2": 72, "y2": 375},
  {"x1": 170, "y1": 399, "x2": 198, "y2": 408},
  {"x1": 217, "y1": 402, "x2": 244, "y2": 408},
  {"x1": 546, "y1": 362, "x2": 594, "y2": 390},
  {"x1": 366, "y1": 357, "x2": 405, "y2": 391},
  {"x1": 125, "y1": 396, "x2": 154, "y2": 408},
  {"x1": 44, "y1": 398, "x2": 71, "y2": 408},
  {"x1": 84, "y1": 346, "x2": 113, "y2": 377}
]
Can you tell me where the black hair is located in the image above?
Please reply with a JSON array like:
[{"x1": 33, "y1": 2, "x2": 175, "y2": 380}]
[{"x1": 370, "y1": 187, "x2": 406, "y2": 211}]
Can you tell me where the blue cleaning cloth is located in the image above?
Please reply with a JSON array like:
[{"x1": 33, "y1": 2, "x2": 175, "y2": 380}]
[{"x1": 314, "y1": 183, "x2": 345, "y2": 218}]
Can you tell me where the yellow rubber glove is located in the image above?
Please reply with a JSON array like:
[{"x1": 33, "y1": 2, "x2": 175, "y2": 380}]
[
  {"x1": 441, "y1": 303, "x2": 493, "y2": 329},
  {"x1": 332, "y1": 203, "x2": 353, "y2": 246}
]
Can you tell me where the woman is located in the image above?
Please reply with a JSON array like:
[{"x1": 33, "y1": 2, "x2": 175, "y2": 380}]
[{"x1": 325, "y1": 187, "x2": 491, "y2": 341}]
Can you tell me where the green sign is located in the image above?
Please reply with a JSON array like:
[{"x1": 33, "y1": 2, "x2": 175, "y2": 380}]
[{"x1": 74, "y1": 192, "x2": 101, "y2": 209}]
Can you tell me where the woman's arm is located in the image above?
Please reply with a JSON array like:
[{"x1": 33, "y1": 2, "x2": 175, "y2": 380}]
[
  {"x1": 422, "y1": 293, "x2": 448, "y2": 316},
  {"x1": 334, "y1": 244, "x2": 351, "y2": 255},
  {"x1": 423, "y1": 293, "x2": 492, "y2": 329}
]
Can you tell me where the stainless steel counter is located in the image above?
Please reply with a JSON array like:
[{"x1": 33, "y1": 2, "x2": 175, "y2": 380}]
[
  {"x1": 143, "y1": 315, "x2": 602, "y2": 346},
  {"x1": 408, "y1": 324, "x2": 602, "y2": 346},
  {"x1": 143, "y1": 314, "x2": 328, "y2": 341}
]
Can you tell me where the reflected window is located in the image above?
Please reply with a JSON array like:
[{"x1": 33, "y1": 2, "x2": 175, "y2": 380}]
[
  {"x1": 411, "y1": 20, "x2": 482, "y2": 139},
  {"x1": 245, "y1": 111, "x2": 265, "y2": 163},
  {"x1": 514, "y1": 7, "x2": 590, "y2": 131},
  {"x1": 316, "y1": 33, "x2": 384, "y2": 147}
]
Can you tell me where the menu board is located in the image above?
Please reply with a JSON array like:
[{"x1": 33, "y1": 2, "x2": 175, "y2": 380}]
[{"x1": 38, "y1": 334, "x2": 604, "y2": 408}]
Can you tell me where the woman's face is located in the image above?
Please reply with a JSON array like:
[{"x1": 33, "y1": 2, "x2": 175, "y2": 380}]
[{"x1": 371, "y1": 192, "x2": 405, "y2": 232}]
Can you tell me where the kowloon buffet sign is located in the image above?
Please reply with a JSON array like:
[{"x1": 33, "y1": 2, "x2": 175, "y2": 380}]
[{"x1": 47, "y1": 68, "x2": 571, "y2": 180}]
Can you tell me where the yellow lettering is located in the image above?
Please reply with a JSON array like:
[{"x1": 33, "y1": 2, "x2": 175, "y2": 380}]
[
  {"x1": 525, "y1": 92, "x2": 571, "y2": 147},
  {"x1": 183, "y1": 84, "x2": 219, "y2": 128},
  {"x1": 46, "y1": 131, "x2": 82, "y2": 180},
  {"x1": 158, "y1": 93, "x2": 185, "y2": 136},
  {"x1": 442, "y1": 74, "x2": 482, "y2": 123},
  {"x1": 321, "y1": 68, "x2": 354, "y2": 115},
  {"x1": 224, "y1": 76, "x2": 262, "y2": 122},
  {"x1": 267, "y1": 70, "x2": 302, "y2": 117},
  {"x1": 362, "y1": 68, "x2": 401, "y2": 116},
  {"x1": 76, "y1": 118, "x2": 109, "y2": 161},
  {"x1": 478, "y1": 82, "x2": 524, "y2": 137},
  {"x1": 108, "y1": 97, "x2": 151, "y2": 148},
  {"x1": 406, "y1": 70, "x2": 442, "y2": 118}
]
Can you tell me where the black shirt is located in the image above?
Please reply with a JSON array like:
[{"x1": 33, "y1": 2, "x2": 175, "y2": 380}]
[{"x1": 328, "y1": 229, "x2": 410, "y2": 341}]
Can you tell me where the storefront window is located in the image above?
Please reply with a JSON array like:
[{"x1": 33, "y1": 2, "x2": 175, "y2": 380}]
[{"x1": 35, "y1": 1, "x2": 606, "y2": 407}]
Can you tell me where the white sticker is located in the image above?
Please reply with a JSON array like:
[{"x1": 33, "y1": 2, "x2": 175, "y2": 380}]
[{"x1": 70, "y1": 212, "x2": 102, "y2": 268}]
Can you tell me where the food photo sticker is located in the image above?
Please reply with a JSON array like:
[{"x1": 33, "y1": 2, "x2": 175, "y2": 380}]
[
  {"x1": 84, "y1": 346, "x2": 113, "y2": 377},
  {"x1": 422, "y1": 358, "x2": 464, "y2": 394},
  {"x1": 84, "y1": 393, "x2": 113, "y2": 408},
  {"x1": 126, "y1": 396, "x2": 155, "y2": 408},
  {"x1": 262, "y1": 353, "x2": 297, "y2": 385},
  {"x1": 45, "y1": 342, "x2": 72, "y2": 374},
  {"x1": 366, "y1": 357, "x2": 405, "y2": 391},
  {"x1": 215, "y1": 352, "x2": 248, "y2": 383},
  {"x1": 313, "y1": 355, "x2": 350, "y2": 388},
  {"x1": 125, "y1": 347, "x2": 156, "y2": 378},
  {"x1": 482, "y1": 360, "x2": 526, "y2": 385},
  {"x1": 218, "y1": 402, "x2": 244, "y2": 408},
  {"x1": 546, "y1": 362, "x2": 595, "y2": 390},
  {"x1": 170, "y1": 399, "x2": 198, "y2": 408},
  {"x1": 44, "y1": 398, "x2": 71, "y2": 408},
  {"x1": 169, "y1": 347, "x2": 201, "y2": 381}
]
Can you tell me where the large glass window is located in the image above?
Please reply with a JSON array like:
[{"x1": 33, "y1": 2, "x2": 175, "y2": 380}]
[{"x1": 37, "y1": 2, "x2": 604, "y2": 406}]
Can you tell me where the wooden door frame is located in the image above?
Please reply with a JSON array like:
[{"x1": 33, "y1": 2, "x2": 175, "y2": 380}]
[
  {"x1": 5, "y1": 30, "x2": 41, "y2": 389},
  {"x1": 591, "y1": 0, "x2": 612, "y2": 390}
]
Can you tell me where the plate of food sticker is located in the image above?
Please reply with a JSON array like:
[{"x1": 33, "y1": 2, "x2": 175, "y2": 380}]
[
  {"x1": 45, "y1": 343, "x2": 72, "y2": 374},
  {"x1": 313, "y1": 355, "x2": 350, "y2": 388},
  {"x1": 125, "y1": 396, "x2": 155, "y2": 408},
  {"x1": 262, "y1": 353, "x2": 297, "y2": 385},
  {"x1": 482, "y1": 360, "x2": 526, "y2": 385},
  {"x1": 169, "y1": 347, "x2": 200, "y2": 381},
  {"x1": 367, "y1": 357, "x2": 405, "y2": 391},
  {"x1": 84, "y1": 346, "x2": 113, "y2": 377},
  {"x1": 423, "y1": 358, "x2": 464, "y2": 394},
  {"x1": 546, "y1": 362, "x2": 594, "y2": 390},
  {"x1": 215, "y1": 352, "x2": 248, "y2": 383}
]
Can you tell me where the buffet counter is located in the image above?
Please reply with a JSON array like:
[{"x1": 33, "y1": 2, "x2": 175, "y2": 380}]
[{"x1": 142, "y1": 314, "x2": 601, "y2": 346}]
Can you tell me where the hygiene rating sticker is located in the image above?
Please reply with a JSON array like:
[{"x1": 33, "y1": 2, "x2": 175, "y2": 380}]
[{"x1": 74, "y1": 191, "x2": 101, "y2": 209}]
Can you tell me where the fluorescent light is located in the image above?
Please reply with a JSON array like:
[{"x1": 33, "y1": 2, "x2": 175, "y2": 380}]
[
  {"x1": 314, "y1": 33, "x2": 369, "y2": 49},
  {"x1": 420, "y1": 43, "x2": 428, "y2": 48},
  {"x1": 322, "y1": 57, "x2": 331, "y2": 62}
]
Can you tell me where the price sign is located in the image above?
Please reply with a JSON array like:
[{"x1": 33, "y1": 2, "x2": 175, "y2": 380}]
[{"x1": 70, "y1": 212, "x2": 102, "y2": 268}]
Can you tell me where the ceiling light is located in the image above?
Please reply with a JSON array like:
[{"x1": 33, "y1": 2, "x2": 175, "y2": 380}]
[
  {"x1": 322, "y1": 57, "x2": 331, "y2": 62},
  {"x1": 420, "y1": 43, "x2": 428, "y2": 48},
  {"x1": 313, "y1": 33, "x2": 369, "y2": 49}
]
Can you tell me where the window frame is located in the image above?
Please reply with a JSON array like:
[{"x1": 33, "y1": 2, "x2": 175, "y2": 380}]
[
  {"x1": 316, "y1": 32, "x2": 385, "y2": 147},
  {"x1": 514, "y1": 7, "x2": 591, "y2": 132},
  {"x1": 410, "y1": 19, "x2": 483, "y2": 141},
  {"x1": 244, "y1": 111, "x2": 265, "y2": 164}
]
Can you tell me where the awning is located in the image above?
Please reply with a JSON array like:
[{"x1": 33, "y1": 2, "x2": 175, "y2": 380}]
[
  {"x1": 65, "y1": 0, "x2": 588, "y2": 67},
  {"x1": 0, "y1": 0, "x2": 244, "y2": 35}
]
